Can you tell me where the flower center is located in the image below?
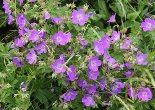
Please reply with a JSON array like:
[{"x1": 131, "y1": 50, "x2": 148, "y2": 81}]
[
  {"x1": 91, "y1": 61, "x2": 96, "y2": 66},
  {"x1": 77, "y1": 14, "x2": 83, "y2": 21},
  {"x1": 146, "y1": 23, "x2": 151, "y2": 29},
  {"x1": 142, "y1": 92, "x2": 147, "y2": 97},
  {"x1": 57, "y1": 36, "x2": 62, "y2": 42}
]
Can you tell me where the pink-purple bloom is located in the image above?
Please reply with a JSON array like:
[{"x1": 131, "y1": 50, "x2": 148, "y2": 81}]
[
  {"x1": 29, "y1": 30, "x2": 41, "y2": 43},
  {"x1": 67, "y1": 65, "x2": 78, "y2": 81},
  {"x1": 44, "y1": 11, "x2": 51, "y2": 20},
  {"x1": 138, "y1": 88, "x2": 152, "y2": 102},
  {"x1": 141, "y1": 18, "x2": 155, "y2": 32},
  {"x1": 35, "y1": 41, "x2": 47, "y2": 55},
  {"x1": 120, "y1": 38, "x2": 132, "y2": 50},
  {"x1": 71, "y1": 9, "x2": 89, "y2": 26},
  {"x1": 88, "y1": 56, "x2": 102, "y2": 72},
  {"x1": 125, "y1": 70, "x2": 134, "y2": 77},
  {"x1": 88, "y1": 69, "x2": 100, "y2": 80},
  {"x1": 107, "y1": 14, "x2": 116, "y2": 23},
  {"x1": 51, "y1": 59, "x2": 66, "y2": 73},
  {"x1": 18, "y1": 0, "x2": 25, "y2": 5},
  {"x1": 100, "y1": 77, "x2": 107, "y2": 91},
  {"x1": 112, "y1": 80, "x2": 125, "y2": 94},
  {"x1": 13, "y1": 38, "x2": 26, "y2": 48},
  {"x1": 78, "y1": 80, "x2": 88, "y2": 91},
  {"x1": 61, "y1": 89, "x2": 77, "y2": 102},
  {"x1": 111, "y1": 31, "x2": 120, "y2": 43},
  {"x1": 136, "y1": 52, "x2": 148, "y2": 65},
  {"x1": 128, "y1": 85, "x2": 137, "y2": 99},
  {"x1": 8, "y1": 15, "x2": 14, "y2": 25},
  {"x1": 52, "y1": 17, "x2": 63, "y2": 24},
  {"x1": 13, "y1": 57, "x2": 24, "y2": 67},
  {"x1": 21, "y1": 82, "x2": 27, "y2": 92},
  {"x1": 17, "y1": 14, "x2": 28, "y2": 29},
  {"x1": 87, "y1": 83, "x2": 97, "y2": 94},
  {"x1": 82, "y1": 94, "x2": 95, "y2": 106},
  {"x1": 94, "y1": 35, "x2": 111, "y2": 55},
  {"x1": 26, "y1": 49, "x2": 37, "y2": 64},
  {"x1": 52, "y1": 31, "x2": 72, "y2": 46}
]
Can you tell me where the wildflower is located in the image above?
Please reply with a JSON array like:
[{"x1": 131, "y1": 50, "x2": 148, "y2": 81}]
[
  {"x1": 52, "y1": 17, "x2": 63, "y2": 24},
  {"x1": 71, "y1": 9, "x2": 89, "y2": 26},
  {"x1": 127, "y1": 85, "x2": 137, "y2": 99},
  {"x1": 100, "y1": 77, "x2": 107, "y2": 91},
  {"x1": 94, "y1": 35, "x2": 111, "y2": 55},
  {"x1": 8, "y1": 15, "x2": 14, "y2": 25},
  {"x1": 35, "y1": 41, "x2": 47, "y2": 55},
  {"x1": 88, "y1": 56, "x2": 102, "y2": 72},
  {"x1": 107, "y1": 14, "x2": 116, "y2": 23},
  {"x1": 39, "y1": 30, "x2": 46, "y2": 39},
  {"x1": 108, "y1": 58, "x2": 119, "y2": 69},
  {"x1": 29, "y1": 30, "x2": 41, "y2": 43},
  {"x1": 3, "y1": 0, "x2": 11, "y2": 15},
  {"x1": 30, "y1": 0, "x2": 37, "y2": 2},
  {"x1": 82, "y1": 94, "x2": 95, "y2": 106},
  {"x1": 112, "y1": 80, "x2": 125, "y2": 94},
  {"x1": 61, "y1": 89, "x2": 77, "y2": 102},
  {"x1": 44, "y1": 11, "x2": 51, "y2": 20},
  {"x1": 87, "y1": 69, "x2": 100, "y2": 80},
  {"x1": 17, "y1": 14, "x2": 28, "y2": 29},
  {"x1": 21, "y1": 82, "x2": 27, "y2": 92},
  {"x1": 78, "y1": 80, "x2": 88, "y2": 91},
  {"x1": 14, "y1": 38, "x2": 26, "y2": 48},
  {"x1": 13, "y1": 57, "x2": 24, "y2": 67},
  {"x1": 141, "y1": 18, "x2": 155, "y2": 32},
  {"x1": 26, "y1": 49, "x2": 37, "y2": 64},
  {"x1": 52, "y1": 31, "x2": 71, "y2": 45},
  {"x1": 87, "y1": 83, "x2": 97, "y2": 94},
  {"x1": 120, "y1": 38, "x2": 132, "y2": 49},
  {"x1": 51, "y1": 59, "x2": 66, "y2": 73},
  {"x1": 123, "y1": 62, "x2": 132, "y2": 69},
  {"x1": 67, "y1": 65, "x2": 78, "y2": 81},
  {"x1": 125, "y1": 70, "x2": 134, "y2": 77},
  {"x1": 138, "y1": 88, "x2": 152, "y2": 102},
  {"x1": 18, "y1": 0, "x2": 25, "y2": 5},
  {"x1": 136, "y1": 52, "x2": 148, "y2": 65},
  {"x1": 111, "y1": 31, "x2": 120, "y2": 43}
]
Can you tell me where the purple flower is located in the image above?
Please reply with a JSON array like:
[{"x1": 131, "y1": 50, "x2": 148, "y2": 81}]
[
  {"x1": 88, "y1": 12, "x2": 94, "y2": 17},
  {"x1": 26, "y1": 49, "x2": 37, "y2": 64},
  {"x1": 30, "y1": 0, "x2": 37, "y2": 2},
  {"x1": 87, "y1": 84, "x2": 97, "y2": 94},
  {"x1": 94, "y1": 35, "x2": 111, "y2": 55},
  {"x1": 71, "y1": 9, "x2": 89, "y2": 26},
  {"x1": 35, "y1": 41, "x2": 47, "y2": 55},
  {"x1": 136, "y1": 52, "x2": 148, "y2": 65},
  {"x1": 67, "y1": 65, "x2": 78, "y2": 81},
  {"x1": 100, "y1": 77, "x2": 107, "y2": 91},
  {"x1": 17, "y1": 14, "x2": 28, "y2": 29},
  {"x1": 44, "y1": 11, "x2": 51, "y2": 20},
  {"x1": 8, "y1": 14, "x2": 14, "y2": 25},
  {"x1": 82, "y1": 94, "x2": 95, "y2": 106},
  {"x1": 112, "y1": 80, "x2": 125, "y2": 94},
  {"x1": 141, "y1": 18, "x2": 155, "y2": 32},
  {"x1": 3, "y1": 0, "x2": 11, "y2": 15},
  {"x1": 111, "y1": 31, "x2": 120, "y2": 43},
  {"x1": 123, "y1": 62, "x2": 132, "y2": 69},
  {"x1": 108, "y1": 58, "x2": 119, "y2": 69},
  {"x1": 18, "y1": 0, "x2": 25, "y2": 5},
  {"x1": 39, "y1": 30, "x2": 46, "y2": 39},
  {"x1": 128, "y1": 85, "x2": 137, "y2": 99},
  {"x1": 14, "y1": 38, "x2": 26, "y2": 48},
  {"x1": 125, "y1": 70, "x2": 134, "y2": 77},
  {"x1": 88, "y1": 69, "x2": 100, "y2": 80},
  {"x1": 88, "y1": 56, "x2": 102, "y2": 72},
  {"x1": 52, "y1": 17, "x2": 63, "y2": 24},
  {"x1": 29, "y1": 30, "x2": 41, "y2": 43},
  {"x1": 78, "y1": 36, "x2": 89, "y2": 46},
  {"x1": 18, "y1": 28, "x2": 29, "y2": 36},
  {"x1": 120, "y1": 38, "x2": 132, "y2": 49},
  {"x1": 138, "y1": 88, "x2": 152, "y2": 102},
  {"x1": 52, "y1": 31, "x2": 71, "y2": 45},
  {"x1": 51, "y1": 59, "x2": 66, "y2": 73},
  {"x1": 21, "y1": 82, "x2": 27, "y2": 92},
  {"x1": 107, "y1": 14, "x2": 116, "y2": 23},
  {"x1": 130, "y1": 45, "x2": 138, "y2": 51},
  {"x1": 30, "y1": 23, "x2": 36, "y2": 27},
  {"x1": 78, "y1": 80, "x2": 88, "y2": 91},
  {"x1": 13, "y1": 57, "x2": 24, "y2": 67},
  {"x1": 61, "y1": 89, "x2": 77, "y2": 102}
]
